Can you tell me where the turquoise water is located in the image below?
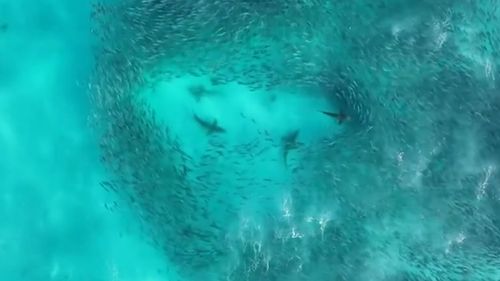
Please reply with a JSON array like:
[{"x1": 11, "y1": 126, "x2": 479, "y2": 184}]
[
  {"x1": 1, "y1": 1, "x2": 175, "y2": 280},
  {"x1": 2, "y1": 0, "x2": 500, "y2": 280}
]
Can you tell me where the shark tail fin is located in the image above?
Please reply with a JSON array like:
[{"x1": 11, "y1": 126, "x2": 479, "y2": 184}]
[{"x1": 320, "y1": 111, "x2": 339, "y2": 118}]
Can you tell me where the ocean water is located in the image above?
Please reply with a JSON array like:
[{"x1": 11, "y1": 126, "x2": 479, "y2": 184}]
[
  {"x1": 1, "y1": 1, "x2": 175, "y2": 280},
  {"x1": 1, "y1": 0, "x2": 500, "y2": 281}
]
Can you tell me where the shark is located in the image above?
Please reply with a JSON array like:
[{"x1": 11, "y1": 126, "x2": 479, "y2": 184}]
[
  {"x1": 188, "y1": 84, "x2": 209, "y2": 102},
  {"x1": 193, "y1": 114, "x2": 226, "y2": 134},
  {"x1": 281, "y1": 129, "x2": 301, "y2": 167}
]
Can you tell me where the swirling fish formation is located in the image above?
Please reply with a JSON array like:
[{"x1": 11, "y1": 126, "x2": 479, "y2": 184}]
[{"x1": 90, "y1": 0, "x2": 500, "y2": 280}]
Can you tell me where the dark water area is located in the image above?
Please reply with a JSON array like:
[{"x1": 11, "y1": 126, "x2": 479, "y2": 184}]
[{"x1": 1, "y1": 0, "x2": 500, "y2": 280}]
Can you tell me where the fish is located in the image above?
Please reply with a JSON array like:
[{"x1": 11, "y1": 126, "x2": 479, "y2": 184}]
[
  {"x1": 193, "y1": 114, "x2": 226, "y2": 134},
  {"x1": 320, "y1": 110, "x2": 350, "y2": 124},
  {"x1": 281, "y1": 129, "x2": 301, "y2": 167}
]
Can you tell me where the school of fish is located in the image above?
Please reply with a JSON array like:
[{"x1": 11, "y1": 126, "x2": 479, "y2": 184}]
[{"x1": 89, "y1": 1, "x2": 500, "y2": 280}]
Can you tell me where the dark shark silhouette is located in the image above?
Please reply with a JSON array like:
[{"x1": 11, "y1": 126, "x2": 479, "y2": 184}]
[
  {"x1": 188, "y1": 84, "x2": 209, "y2": 101},
  {"x1": 281, "y1": 129, "x2": 301, "y2": 167},
  {"x1": 320, "y1": 111, "x2": 350, "y2": 124},
  {"x1": 193, "y1": 114, "x2": 226, "y2": 134}
]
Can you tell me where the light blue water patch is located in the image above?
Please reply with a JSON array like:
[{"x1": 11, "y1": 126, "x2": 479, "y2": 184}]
[
  {"x1": 143, "y1": 74, "x2": 341, "y2": 158},
  {"x1": 0, "y1": 1, "x2": 183, "y2": 280}
]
